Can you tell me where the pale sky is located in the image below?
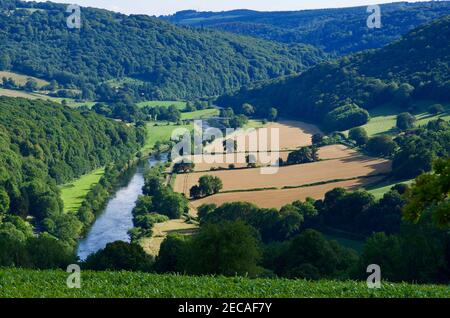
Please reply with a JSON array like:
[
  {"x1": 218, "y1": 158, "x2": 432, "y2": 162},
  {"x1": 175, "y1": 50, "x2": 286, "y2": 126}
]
[{"x1": 29, "y1": 0, "x2": 426, "y2": 16}]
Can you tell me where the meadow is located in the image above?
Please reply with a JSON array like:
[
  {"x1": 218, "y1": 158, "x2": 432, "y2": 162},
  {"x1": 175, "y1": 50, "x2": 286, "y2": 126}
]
[
  {"x1": 359, "y1": 100, "x2": 450, "y2": 137},
  {"x1": 0, "y1": 71, "x2": 49, "y2": 88},
  {"x1": 143, "y1": 121, "x2": 192, "y2": 152},
  {"x1": 0, "y1": 269, "x2": 448, "y2": 298},
  {"x1": 181, "y1": 108, "x2": 219, "y2": 120},
  {"x1": 60, "y1": 168, "x2": 105, "y2": 213},
  {"x1": 137, "y1": 100, "x2": 187, "y2": 109}
]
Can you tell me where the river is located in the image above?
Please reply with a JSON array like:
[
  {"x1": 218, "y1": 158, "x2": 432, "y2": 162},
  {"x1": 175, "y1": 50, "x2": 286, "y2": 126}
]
[{"x1": 76, "y1": 153, "x2": 168, "y2": 260}]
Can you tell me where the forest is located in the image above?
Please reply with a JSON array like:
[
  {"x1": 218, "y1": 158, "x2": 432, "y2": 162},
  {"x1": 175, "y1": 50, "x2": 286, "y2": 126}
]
[
  {"x1": 164, "y1": 2, "x2": 450, "y2": 55},
  {"x1": 0, "y1": 97, "x2": 143, "y2": 265},
  {"x1": 217, "y1": 15, "x2": 450, "y2": 131},
  {"x1": 0, "y1": 0, "x2": 326, "y2": 100}
]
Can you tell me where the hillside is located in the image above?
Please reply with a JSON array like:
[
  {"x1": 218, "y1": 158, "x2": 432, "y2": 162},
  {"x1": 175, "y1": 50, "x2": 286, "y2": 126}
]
[
  {"x1": 217, "y1": 15, "x2": 450, "y2": 131},
  {"x1": 0, "y1": 0, "x2": 326, "y2": 100},
  {"x1": 164, "y1": 1, "x2": 450, "y2": 55},
  {"x1": 0, "y1": 268, "x2": 448, "y2": 298},
  {"x1": 0, "y1": 96, "x2": 143, "y2": 248}
]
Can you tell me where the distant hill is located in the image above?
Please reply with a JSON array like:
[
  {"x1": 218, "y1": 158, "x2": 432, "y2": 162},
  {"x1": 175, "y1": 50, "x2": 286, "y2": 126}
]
[
  {"x1": 0, "y1": 0, "x2": 326, "y2": 100},
  {"x1": 217, "y1": 16, "x2": 450, "y2": 130},
  {"x1": 163, "y1": 2, "x2": 450, "y2": 55}
]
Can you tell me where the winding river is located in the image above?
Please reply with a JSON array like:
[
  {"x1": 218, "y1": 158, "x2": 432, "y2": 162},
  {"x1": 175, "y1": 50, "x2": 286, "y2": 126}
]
[{"x1": 77, "y1": 153, "x2": 168, "y2": 260}]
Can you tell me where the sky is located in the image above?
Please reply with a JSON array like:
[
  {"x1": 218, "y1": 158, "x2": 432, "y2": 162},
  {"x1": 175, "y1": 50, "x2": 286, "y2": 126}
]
[{"x1": 30, "y1": 0, "x2": 425, "y2": 16}]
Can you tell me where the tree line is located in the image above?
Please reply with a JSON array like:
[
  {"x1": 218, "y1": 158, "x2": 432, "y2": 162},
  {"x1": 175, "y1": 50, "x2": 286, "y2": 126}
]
[
  {"x1": 0, "y1": 96, "x2": 144, "y2": 265},
  {"x1": 217, "y1": 16, "x2": 450, "y2": 131}
]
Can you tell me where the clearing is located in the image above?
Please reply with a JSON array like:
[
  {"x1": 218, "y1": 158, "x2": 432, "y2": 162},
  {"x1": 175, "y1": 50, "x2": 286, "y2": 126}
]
[
  {"x1": 0, "y1": 71, "x2": 49, "y2": 88},
  {"x1": 203, "y1": 119, "x2": 322, "y2": 153},
  {"x1": 357, "y1": 100, "x2": 450, "y2": 137},
  {"x1": 60, "y1": 168, "x2": 105, "y2": 213},
  {"x1": 140, "y1": 218, "x2": 198, "y2": 256}
]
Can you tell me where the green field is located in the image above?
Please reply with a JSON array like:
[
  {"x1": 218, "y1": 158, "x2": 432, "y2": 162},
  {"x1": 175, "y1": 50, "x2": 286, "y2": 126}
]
[
  {"x1": 143, "y1": 122, "x2": 192, "y2": 152},
  {"x1": 181, "y1": 108, "x2": 219, "y2": 120},
  {"x1": 359, "y1": 100, "x2": 450, "y2": 137},
  {"x1": 137, "y1": 100, "x2": 187, "y2": 110},
  {"x1": 60, "y1": 168, "x2": 105, "y2": 213},
  {"x1": 366, "y1": 179, "x2": 414, "y2": 199},
  {"x1": 0, "y1": 88, "x2": 95, "y2": 108},
  {"x1": 0, "y1": 269, "x2": 448, "y2": 298},
  {"x1": 0, "y1": 71, "x2": 49, "y2": 88}
]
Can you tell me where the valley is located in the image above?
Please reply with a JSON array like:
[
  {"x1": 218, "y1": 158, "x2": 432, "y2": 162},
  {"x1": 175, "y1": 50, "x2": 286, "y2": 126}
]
[{"x1": 0, "y1": 0, "x2": 449, "y2": 300}]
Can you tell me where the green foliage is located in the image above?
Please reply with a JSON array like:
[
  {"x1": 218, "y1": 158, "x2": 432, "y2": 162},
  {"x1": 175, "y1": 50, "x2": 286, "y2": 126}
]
[
  {"x1": 392, "y1": 120, "x2": 450, "y2": 179},
  {"x1": 429, "y1": 104, "x2": 445, "y2": 115},
  {"x1": 202, "y1": 201, "x2": 312, "y2": 242},
  {"x1": 348, "y1": 127, "x2": 369, "y2": 146},
  {"x1": 188, "y1": 221, "x2": 262, "y2": 277},
  {"x1": 366, "y1": 136, "x2": 397, "y2": 157},
  {"x1": 0, "y1": 0, "x2": 325, "y2": 100},
  {"x1": 199, "y1": 175, "x2": 223, "y2": 196},
  {"x1": 0, "y1": 97, "x2": 142, "y2": 245},
  {"x1": 166, "y1": 2, "x2": 450, "y2": 55},
  {"x1": 154, "y1": 234, "x2": 191, "y2": 273},
  {"x1": 286, "y1": 146, "x2": 318, "y2": 165},
  {"x1": 83, "y1": 241, "x2": 154, "y2": 272},
  {"x1": 403, "y1": 158, "x2": 450, "y2": 228},
  {"x1": 324, "y1": 104, "x2": 370, "y2": 131},
  {"x1": 217, "y1": 17, "x2": 450, "y2": 127},
  {"x1": 273, "y1": 229, "x2": 358, "y2": 279},
  {"x1": 2, "y1": 268, "x2": 448, "y2": 298},
  {"x1": 396, "y1": 112, "x2": 416, "y2": 130}
]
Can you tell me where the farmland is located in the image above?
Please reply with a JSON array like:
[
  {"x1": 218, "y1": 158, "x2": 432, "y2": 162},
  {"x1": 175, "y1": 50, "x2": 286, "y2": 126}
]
[
  {"x1": 204, "y1": 120, "x2": 321, "y2": 153},
  {"x1": 191, "y1": 176, "x2": 384, "y2": 209},
  {"x1": 174, "y1": 155, "x2": 390, "y2": 195},
  {"x1": 1, "y1": 268, "x2": 447, "y2": 298},
  {"x1": 173, "y1": 119, "x2": 391, "y2": 208}
]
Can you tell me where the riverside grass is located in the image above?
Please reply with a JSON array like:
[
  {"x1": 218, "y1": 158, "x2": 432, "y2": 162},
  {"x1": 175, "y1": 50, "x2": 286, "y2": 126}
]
[{"x1": 0, "y1": 269, "x2": 449, "y2": 298}]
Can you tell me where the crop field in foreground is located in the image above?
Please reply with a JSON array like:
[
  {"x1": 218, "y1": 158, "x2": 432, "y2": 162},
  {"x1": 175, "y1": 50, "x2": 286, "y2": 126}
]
[{"x1": 0, "y1": 269, "x2": 448, "y2": 298}]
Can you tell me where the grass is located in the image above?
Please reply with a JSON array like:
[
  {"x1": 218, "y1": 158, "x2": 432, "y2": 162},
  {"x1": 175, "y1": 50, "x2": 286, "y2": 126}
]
[
  {"x1": 143, "y1": 121, "x2": 192, "y2": 152},
  {"x1": 181, "y1": 108, "x2": 219, "y2": 120},
  {"x1": 60, "y1": 168, "x2": 105, "y2": 213},
  {"x1": 357, "y1": 100, "x2": 450, "y2": 137},
  {"x1": 0, "y1": 71, "x2": 49, "y2": 88},
  {"x1": 137, "y1": 100, "x2": 187, "y2": 110},
  {"x1": 366, "y1": 179, "x2": 414, "y2": 199},
  {"x1": 244, "y1": 119, "x2": 267, "y2": 129},
  {"x1": 0, "y1": 88, "x2": 95, "y2": 108},
  {"x1": 0, "y1": 268, "x2": 448, "y2": 298}
]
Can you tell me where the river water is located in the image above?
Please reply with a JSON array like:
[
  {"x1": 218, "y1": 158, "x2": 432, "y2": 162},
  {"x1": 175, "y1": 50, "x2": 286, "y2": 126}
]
[{"x1": 76, "y1": 154, "x2": 168, "y2": 260}]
